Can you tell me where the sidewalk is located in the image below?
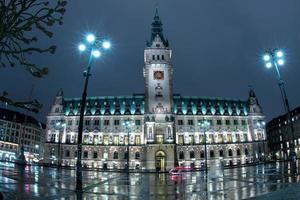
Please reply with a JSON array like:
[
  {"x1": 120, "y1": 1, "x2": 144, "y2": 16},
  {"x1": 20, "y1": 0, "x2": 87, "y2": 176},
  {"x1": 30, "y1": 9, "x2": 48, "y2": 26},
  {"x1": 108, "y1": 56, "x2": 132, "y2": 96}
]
[{"x1": 251, "y1": 183, "x2": 300, "y2": 200}]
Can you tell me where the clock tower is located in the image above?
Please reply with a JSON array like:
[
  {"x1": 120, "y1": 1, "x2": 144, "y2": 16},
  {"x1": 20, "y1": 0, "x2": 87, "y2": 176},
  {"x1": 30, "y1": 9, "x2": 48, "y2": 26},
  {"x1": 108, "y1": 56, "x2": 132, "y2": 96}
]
[
  {"x1": 143, "y1": 9, "x2": 176, "y2": 171},
  {"x1": 144, "y1": 9, "x2": 173, "y2": 115}
]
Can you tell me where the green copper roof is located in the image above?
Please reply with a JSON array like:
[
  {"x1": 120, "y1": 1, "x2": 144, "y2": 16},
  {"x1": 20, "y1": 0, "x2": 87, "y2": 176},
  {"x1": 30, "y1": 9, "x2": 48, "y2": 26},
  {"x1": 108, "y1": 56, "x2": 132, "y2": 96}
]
[{"x1": 63, "y1": 94, "x2": 249, "y2": 116}]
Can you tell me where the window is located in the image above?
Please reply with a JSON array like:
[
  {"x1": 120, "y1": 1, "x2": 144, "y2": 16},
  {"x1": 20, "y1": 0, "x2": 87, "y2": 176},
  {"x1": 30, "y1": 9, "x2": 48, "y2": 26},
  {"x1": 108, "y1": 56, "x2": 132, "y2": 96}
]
[
  {"x1": 162, "y1": 55, "x2": 165, "y2": 60},
  {"x1": 228, "y1": 149, "x2": 233, "y2": 157},
  {"x1": 68, "y1": 120, "x2": 72, "y2": 126},
  {"x1": 245, "y1": 148, "x2": 249, "y2": 156},
  {"x1": 225, "y1": 120, "x2": 230, "y2": 125},
  {"x1": 178, "y1": 120, "x2": 183, "y2": 125},
  {"x1": 113, "y1": 151, "x2": 118, "y2": 159},
  {"x1": 152, "y1": 55, "x2": 155, "y2": 60},
  {"x1": 219, "y1": 149, "x2": 224, "y2": 157},
  {"x1": 190, "y1": 151, "x2": 195, "y2": 159},
  {"x1": 94, "y1": 120, "x2": 100, "y2": 126},
  {"x1": 135, "y1": 135, "x2": 141, "y2": 145},
  {"x1": 114, "y1": 120, "x2": 119, "y2": 126},
  {"x1": 104, "y1": 120, "x2": 110, "y2": 126},
  {"x1": 76, "y1": 120, "x2": 79, "y2": 125},
  {"x1": 55, "y1": 108, "x2": 59, "y2": 113},
  {"x1": 103, "y1": 135, "x2": 109, "y2": 145},
  {"x1": 241, "y1": 120, "x2": 246, "y2": 125},
  {"x1": 188, "y1": 120, "x2": 194, "y2": 126},
  {"x1": 237, "y1": 149, "x2": 241, "y2": 156},
  {"x1": 135, "y1": 152, "x2": 140, "y2": 160},
  {"x1": 210, "y1": 150, "x2": 215, "y2": 158},
  {"x1": 83, "y1": 151, "x2": 88, "y2": 158},
  {"x1": 157, "y1": 55, "x2": 160, "y2": 60},
  {"x1": 85, "y1": 120, "x2": 90, "y2": 126},
  {"x1": 65, "y1": 150, "x2": 70, "y2": 157},
  {"x1": 93, "y1": 151, "x2": 98, "y2": 159},
  {"x1": 233, "y1": 120, "x2": 238, "y2": 125},
  {"x1": 189, "y1": 135, "x2": 194, "y2": 144},
  {"x1": 113, "y1": 136, "x2": 119, "y2": 145},
  {"x1": 178, "y1": 135, "x2": 184, "y2": 145},
  {"x1": 179, "y1": 151, "x2": 184, "y2": 159},
  {"x1": 200, "y1": 151, "x2": 204, "y2": 158},
  {"x1": 135, "y1": 120, "x2": 141, "y2": 126},
  {"x1": 217, "y1": 120, "x2": 222, "y2": 125}
]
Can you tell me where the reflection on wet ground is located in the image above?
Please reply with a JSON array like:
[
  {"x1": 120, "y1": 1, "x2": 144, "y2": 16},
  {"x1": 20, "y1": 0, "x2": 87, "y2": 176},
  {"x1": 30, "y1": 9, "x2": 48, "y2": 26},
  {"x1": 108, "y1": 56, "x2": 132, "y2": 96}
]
[{"x1": 0, "y1": 162, "x2": 300, "y2": 199}]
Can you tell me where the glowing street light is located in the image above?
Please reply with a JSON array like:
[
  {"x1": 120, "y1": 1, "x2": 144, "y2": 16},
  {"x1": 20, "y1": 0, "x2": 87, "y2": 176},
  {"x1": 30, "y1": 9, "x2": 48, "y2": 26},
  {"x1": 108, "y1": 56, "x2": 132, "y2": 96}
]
[
  {"x1": 76, "y1": 33, "x2": 111, "y2": 192},
  {"x1": 86, "y1": 33, "x2": 95, "y2": 43},
  {"x1": 198, "y1": 120, "x2": 210, "y2": 177},
  {"x1": 123, "y1": 119, "x2": 135, "y2": 171},
  {"x1": 261, "y1": 48, "x2": 296, "y2": 166}
]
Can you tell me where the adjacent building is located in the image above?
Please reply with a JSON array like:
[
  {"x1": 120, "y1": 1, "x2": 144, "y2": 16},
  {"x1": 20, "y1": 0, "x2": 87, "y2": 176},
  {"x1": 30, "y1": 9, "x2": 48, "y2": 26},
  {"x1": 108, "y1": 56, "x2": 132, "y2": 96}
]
[
  {"x1": 44, "y1": 11, "x2": 266, "y2": 171},
  {"x1": 0, "y1": 107, "x2": 46, "y2": 163},
  {"x1": 266, "y1": 106, "x2": 300, "y2": 160}
]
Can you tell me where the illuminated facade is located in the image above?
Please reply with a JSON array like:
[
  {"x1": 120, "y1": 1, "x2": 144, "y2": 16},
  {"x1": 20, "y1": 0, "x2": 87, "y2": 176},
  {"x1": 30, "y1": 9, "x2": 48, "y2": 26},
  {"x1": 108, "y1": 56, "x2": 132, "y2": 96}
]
[
  {"x1": 44, "y1": 11, "x2": 266, "y2": 171},
  {"x1": 0, "y1": 107, "x2": 45, "y2": 163},
  {"x1": 267, "y1": 106, "x2": 300, "y2": 160}
]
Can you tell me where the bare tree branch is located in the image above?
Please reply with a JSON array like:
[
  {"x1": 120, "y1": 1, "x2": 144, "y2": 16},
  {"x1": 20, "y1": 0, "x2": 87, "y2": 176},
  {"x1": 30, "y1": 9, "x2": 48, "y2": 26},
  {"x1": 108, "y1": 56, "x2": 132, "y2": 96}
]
[{"x1": 0, "y1": 0, "x2": 67, "y2": 113}]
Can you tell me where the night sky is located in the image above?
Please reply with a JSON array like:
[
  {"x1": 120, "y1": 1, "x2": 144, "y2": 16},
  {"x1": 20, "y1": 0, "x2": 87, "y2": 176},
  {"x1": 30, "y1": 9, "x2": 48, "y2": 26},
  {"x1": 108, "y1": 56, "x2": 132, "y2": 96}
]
[{"x1": 1, "y1": 0, "x2": 300, "y2": 122}]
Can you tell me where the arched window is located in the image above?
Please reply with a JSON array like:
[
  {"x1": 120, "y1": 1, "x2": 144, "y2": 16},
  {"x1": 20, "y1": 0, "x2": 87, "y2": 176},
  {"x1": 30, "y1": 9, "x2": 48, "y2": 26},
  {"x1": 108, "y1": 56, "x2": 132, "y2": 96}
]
[
  {"x1": 113, "y1": 151, "x2": 118, "y2": 159},
  {"x1": 210, "y1": 150, "x2": 215, "y2": 158},
  {"x1": 135, "y1": 152, "x2": 140, "y2": 160},
  {"x1": 83, "y1": 151, "x2": 88, "y2": 158},
  {"x1": 237, "y1": 149, "x2": 241, "y2": 156},
  {"x1": 245, "y1": 148, "x2": 249, "y2": 156},
  {"x1": 228, "y1": 149, "x2": 233, "y2": 157},
  {"x1": 200, "y1": 151, "x2": 205, "y2": 158},
  {"x1": 179, "y1": 151, "x2": 184, "y2": 159},
  {"x1": 190, "y1": 151, "x2": 195, "y2": 159},
  {"x1": 219, "y1": 149, "x2": 224, "y2": 157},
  {"x1": 93, "y1": 151, "x2": 98, "y2": 159},
  {"x1": 65, "y1": 150, "x2": 70, "y2": 157}
]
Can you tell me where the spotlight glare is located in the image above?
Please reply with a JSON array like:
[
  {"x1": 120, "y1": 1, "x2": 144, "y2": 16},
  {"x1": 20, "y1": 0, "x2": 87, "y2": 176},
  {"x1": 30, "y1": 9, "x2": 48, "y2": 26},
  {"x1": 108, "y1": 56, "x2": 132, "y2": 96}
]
[
  {"x1": 92, "y1": 50, "x2": 101, "y2": 58},
  {"x1": 103, "y1": 41, "x2": 111, "y2": 49},
  {"x1": 276, "y1": 51, "x2": 283, "y2": 58},
  {"x1": 277, "y1": 59, "x2": 284, "y2": 66},
  {"x1": 86, "y1": 34, "x2": 96, "y2": 43},
  {"x1": 78, "y1": 44, "x2": 86, "y2": 52},
  {"x1": 266, "y1": 62, "x2": 272, "y2": 68},
  {"x1": 263, "y1": 54, "x2": 270, "y2": 62}
]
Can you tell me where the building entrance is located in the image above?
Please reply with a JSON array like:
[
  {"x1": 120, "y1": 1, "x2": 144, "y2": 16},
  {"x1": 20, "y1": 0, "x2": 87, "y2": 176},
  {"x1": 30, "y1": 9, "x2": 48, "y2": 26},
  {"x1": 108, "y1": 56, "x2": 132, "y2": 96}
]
[{"x1": 155, "y1": 151, "x2": 166, "y2": 171}]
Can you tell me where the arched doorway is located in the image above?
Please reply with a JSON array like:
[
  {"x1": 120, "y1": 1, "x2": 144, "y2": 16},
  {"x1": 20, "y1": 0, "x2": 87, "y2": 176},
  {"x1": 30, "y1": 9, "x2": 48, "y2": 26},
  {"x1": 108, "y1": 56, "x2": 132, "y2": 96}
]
[{"x1": 155, "y1": 151, "x2": 166, "y2": 172}]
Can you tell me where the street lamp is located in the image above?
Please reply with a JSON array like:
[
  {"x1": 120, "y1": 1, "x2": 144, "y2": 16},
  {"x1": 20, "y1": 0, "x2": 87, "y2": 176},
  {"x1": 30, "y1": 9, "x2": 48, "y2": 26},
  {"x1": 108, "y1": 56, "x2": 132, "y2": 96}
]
[
  {"x1": 198, "y1": 120, "x2": 210, "y2": 177},
  {"x1": 122, "y1": 119, "x2": 135, "y2": 171},
  {"x1": 76, "y1": 33, "x2": 111, "y2": 192},
  {"x1": 54, "y1": 120, "x2": 66, "y2": 168},
  {"x1": 262, "y1": 49, "x2": 296, "y2": 163},
  {"x1": 256, "y1": 121, "x2": 266, "y2": 164}
]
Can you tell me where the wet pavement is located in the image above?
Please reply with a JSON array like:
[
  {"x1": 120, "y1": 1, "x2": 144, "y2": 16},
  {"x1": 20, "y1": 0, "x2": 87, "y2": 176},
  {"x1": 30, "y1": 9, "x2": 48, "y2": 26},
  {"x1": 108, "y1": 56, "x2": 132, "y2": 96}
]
[{"x1": 0, "y1": 162, "x2": 300, "y2": 199}]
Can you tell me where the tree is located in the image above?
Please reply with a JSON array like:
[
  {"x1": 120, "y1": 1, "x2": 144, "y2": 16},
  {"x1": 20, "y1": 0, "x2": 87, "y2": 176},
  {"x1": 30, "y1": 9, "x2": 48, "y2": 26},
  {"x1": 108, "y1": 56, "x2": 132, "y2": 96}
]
[{"x1": 0, "y1": 0, "x2": 67, "y2": 113}]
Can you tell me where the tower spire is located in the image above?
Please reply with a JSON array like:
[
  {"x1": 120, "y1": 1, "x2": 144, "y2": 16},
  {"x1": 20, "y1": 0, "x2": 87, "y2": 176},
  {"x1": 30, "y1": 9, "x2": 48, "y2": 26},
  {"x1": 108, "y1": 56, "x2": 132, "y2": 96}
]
[{"x1": 148, "y1": 8, "x2": 168, "y2": 47}]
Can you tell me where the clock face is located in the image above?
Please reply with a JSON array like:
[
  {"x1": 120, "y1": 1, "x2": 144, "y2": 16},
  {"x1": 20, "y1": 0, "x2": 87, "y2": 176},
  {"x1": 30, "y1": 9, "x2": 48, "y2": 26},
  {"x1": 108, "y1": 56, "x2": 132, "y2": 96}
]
[{"x1": 154, "y1": 71, "x2": 164, "y2": 80}]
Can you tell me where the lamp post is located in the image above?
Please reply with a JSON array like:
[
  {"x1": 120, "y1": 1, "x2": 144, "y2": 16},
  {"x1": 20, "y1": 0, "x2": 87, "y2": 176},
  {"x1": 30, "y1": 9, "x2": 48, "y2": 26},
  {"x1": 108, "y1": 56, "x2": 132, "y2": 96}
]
[
  {"x1": 54, "y1": 120, "x2": 66, "y2": 168},
  {"x1": 76, "y1": 33, "x2": 111, "y2": 192},
  {"x1": 256, "y1": 121, "x2": 266, "y2": 164},
  {"x1": 198, "y1": 120, "x2": 210, "y2": 177},
  {"x1": 262, "y1": 49, "x2": 296, "y2": 163},
  {"x1": 122, "y1": 119, "x2": 135, "y2": 172}
]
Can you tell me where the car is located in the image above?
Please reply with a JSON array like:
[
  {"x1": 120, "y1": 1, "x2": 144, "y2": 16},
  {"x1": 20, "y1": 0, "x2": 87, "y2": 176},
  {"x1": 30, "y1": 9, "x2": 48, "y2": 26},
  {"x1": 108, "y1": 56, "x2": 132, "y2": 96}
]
[{"x1": 169, "y1": 166, "x2": 193, "y2": 175}]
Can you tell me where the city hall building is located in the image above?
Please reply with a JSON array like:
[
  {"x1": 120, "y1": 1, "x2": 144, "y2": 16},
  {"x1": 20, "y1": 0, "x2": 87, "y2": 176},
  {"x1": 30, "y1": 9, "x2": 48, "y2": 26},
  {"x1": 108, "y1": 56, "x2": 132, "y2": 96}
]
[{"x1": 44, "y1": 11, "x2": 266, "y2": 171}]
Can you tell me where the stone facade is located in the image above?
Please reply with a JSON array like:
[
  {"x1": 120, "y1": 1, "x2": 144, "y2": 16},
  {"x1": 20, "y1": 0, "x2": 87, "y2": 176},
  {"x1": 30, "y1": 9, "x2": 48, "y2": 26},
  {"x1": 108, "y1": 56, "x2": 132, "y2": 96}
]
[
  {"x1": 267, "y1": 106, "x2": 300, "y2": 160},
  {"x1": 44, "y1": 11, "x2": 266, "y2": 171}
]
